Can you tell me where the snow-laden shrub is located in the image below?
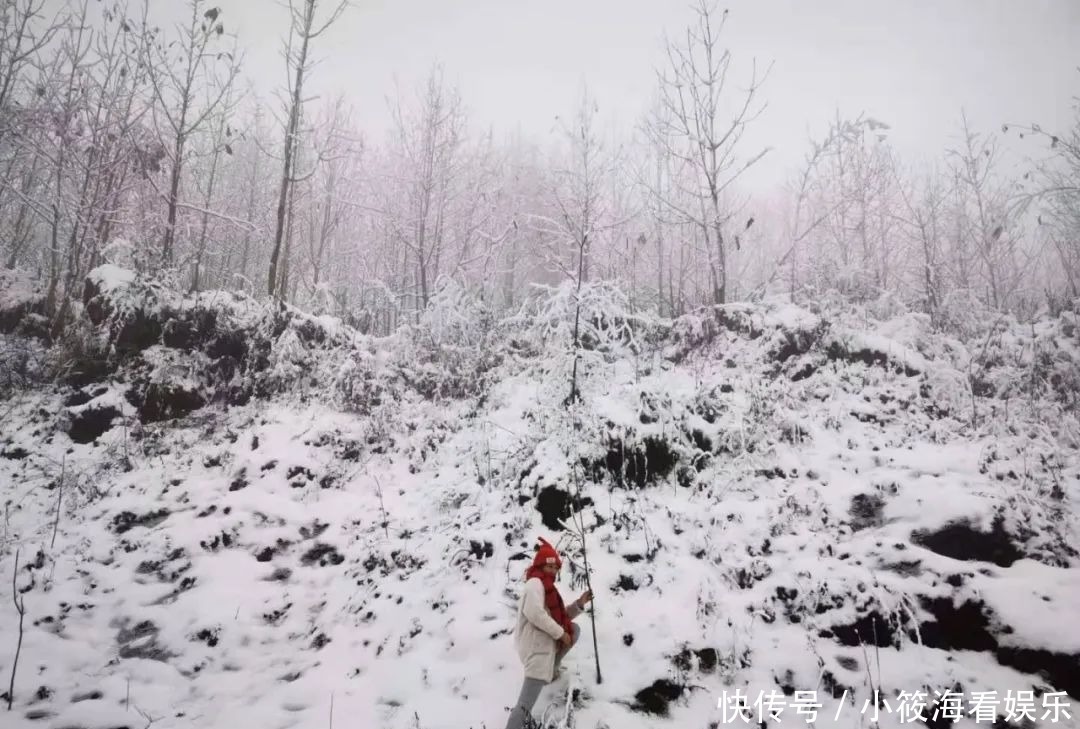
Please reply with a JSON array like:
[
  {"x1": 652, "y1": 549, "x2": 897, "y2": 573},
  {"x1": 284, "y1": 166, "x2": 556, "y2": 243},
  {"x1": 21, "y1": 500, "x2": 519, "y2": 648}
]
[
  {"x1": 919, "y1": 365, "x2": 971, "y2": 420},
  {"x1": 833, "y1": 265, "x2": 883, "y2": 303},
  {"x1": 332, "y1": 347, "x2": 399, "y2": 413},
  {"x1": 872, "y1": 308, "x2": 976, "y2": 371},
  {"x1": 265, "y1": 326, "x2": 307, "y2": 384},
  {"x1": 74, "y1": 265, "x2": 359, "y2": 406},
  {"x1": 0, "y1": 267, "x2": 48, "y2": 339},
  {"x1": 417, "y1": 276, "x2": 493, "y2": 349},
  {"x1": 48, "y1": 310, "x2": 114, "y2": 388},
  {"x1": 100, "y1": 237, "x2": 137, "y2": 270},
  {"x1": 865, "y1": 288, "x2": 910, "y2": 321},
  {"x1": 1044, "y1": 292, "x2": 1080, "y2": 318},
  {"x1": 666, "y1": 311, "x2": 712, "y2": 355},
  {"x1": 956, "y1": 310, "x2": 1080, "y2": 411},
  {"x1": 242, "y1": 304, "x2": 354, "y2": 401},
  {"x1": 83, "y1": 264, "x2": 176, "y2": 355},
  {"x1": 518, "y1": 279, "x2": 662, "y2": 356},
  {"x1": 935, "y1": 288, "x2": 997, "y2": 340},
  {"x1": 334, "y1": 279, "x2": 500, "y2": 406},
  {"x1": 393, "y1": 277, "x2": 500, "y2": 400},
  {"x1": 802, "y1": 261, "x2": 884, "y2": 307},
  {"x1": 0, "y1": 333, "x2": 48, "y2": 397}
]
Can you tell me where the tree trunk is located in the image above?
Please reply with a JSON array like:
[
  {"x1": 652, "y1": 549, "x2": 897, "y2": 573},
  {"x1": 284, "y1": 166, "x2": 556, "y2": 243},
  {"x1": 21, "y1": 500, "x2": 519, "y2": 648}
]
[
  {"x1": 714, "y1": 223, "x2": 727, "y2": 304},
  {"x1": 568, "y1": 234, "x2": 588, "y2": 404},
  {"x1": 162, "y1": 134, "x2": 185, "y2": 263},
  {"x1": 268, "y1": 0, "x2": 314, "y2": 298},
  {"x1": 191, "y1": 144, "x2": 221, "y2": 293}
]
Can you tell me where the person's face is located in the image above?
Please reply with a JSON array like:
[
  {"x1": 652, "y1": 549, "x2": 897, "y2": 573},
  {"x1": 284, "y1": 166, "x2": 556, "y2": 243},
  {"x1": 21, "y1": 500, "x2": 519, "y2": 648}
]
[{"x1": 542, "y1": 563, "x2": 559, "y2": 578}]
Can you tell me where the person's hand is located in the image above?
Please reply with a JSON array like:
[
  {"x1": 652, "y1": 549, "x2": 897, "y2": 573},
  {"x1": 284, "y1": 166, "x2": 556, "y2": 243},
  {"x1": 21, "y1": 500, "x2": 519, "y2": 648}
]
[
  {"x1": 575, "y1": 589, "x2": 593, "y2": 609},
  {"x1": 558, "y1": 631, "x2": 573, "y2": 649}
]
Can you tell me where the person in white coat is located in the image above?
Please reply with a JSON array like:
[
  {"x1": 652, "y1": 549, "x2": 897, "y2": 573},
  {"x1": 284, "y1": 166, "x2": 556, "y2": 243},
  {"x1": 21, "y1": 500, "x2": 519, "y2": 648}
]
[{"x1": 505, "y1": 538, "x2": 593, "y2": 729}]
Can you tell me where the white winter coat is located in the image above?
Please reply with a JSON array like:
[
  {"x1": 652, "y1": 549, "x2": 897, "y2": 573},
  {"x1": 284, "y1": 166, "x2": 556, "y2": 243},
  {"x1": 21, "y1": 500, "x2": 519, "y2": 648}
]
[{"x1": 513, "y1": 576, "x2": 582, "y2": 682}]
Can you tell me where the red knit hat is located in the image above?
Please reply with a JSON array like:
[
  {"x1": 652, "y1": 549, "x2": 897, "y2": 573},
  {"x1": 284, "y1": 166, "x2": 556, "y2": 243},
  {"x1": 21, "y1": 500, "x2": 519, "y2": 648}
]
[{"x1": 532, "y1": 538, "x2": 562, "y2": 569}]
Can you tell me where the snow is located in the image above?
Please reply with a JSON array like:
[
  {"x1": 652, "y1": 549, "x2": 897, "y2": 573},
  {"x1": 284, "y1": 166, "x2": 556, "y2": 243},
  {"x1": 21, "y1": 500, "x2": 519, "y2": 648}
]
[
  {"x1": 0, "y1": 268, "x2": 41, "y2": 311},
  {"x1": 1, "y1": 288, "x2": 1079, "y2": 729},
  {"x1": 765, "y1": 302, "x2": 822, "y2": 331},
  {"x1": 87, "y1": 264, "x2": 136, "y2": 294},
  {"x1": 979, "y1": 560, "x2": 1080, "y2": 653},
  {"x1": 833, "y1": 329, "x2": 931, "y2": 373}
]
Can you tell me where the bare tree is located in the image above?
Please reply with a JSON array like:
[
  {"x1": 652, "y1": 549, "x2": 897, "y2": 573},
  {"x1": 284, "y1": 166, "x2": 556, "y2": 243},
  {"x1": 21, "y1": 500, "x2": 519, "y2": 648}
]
[
  {"x1": 488, "y1": 131, "x2": 546, "y2": 310},
  {"x1": 1006, "y1": 78, "x2": 1080, "y2": 300},
  {"x1": 563, "y1": 91, "x2": 604, "y2": 403},
  {"x1": 948, "y1": 112, "x2": 1022, "y2": 310},
  {"x1": 0, "y1": 0, "x2": 62, "y2": 142},
  {"x1": 528, "y1": 87, "x2": 617, "y2": 402},
  {"x1": 143, "y1": 0, "x2": 240, "y2": 265},
  {"x1": 188, "y1": 79, "x2": 236, "y2": 292},
  {"x1": 896, "y1": 166, "x2": 949, "y2": 320},
  {"x1": 299, "y1": 97, "x2": 364, "y2": 311},
  {"x1": 800, "y1": 114, "x2": 900, "y2": 298},
  {"x1": 215, "y1": 96, "x2": 270, "y2": 293},
  {"x1": 36, "y1": 1, "x2": 94, "y2": 318},
  {"x1": 41, "y1": 1, "x2": 157, "y2": 329},
  {"x1": 381, "y1": 65, "x2": 468, "y2": 311},
  {"x1": 266, "y1": 0, "x2": 347, "y2": 299},
  {"x1": 647, "y1": 141, "x2": 669, "y2": 314},
  {"x1": 645, "y1": 0, "x2": 770, "y2": 304},
  {"x1": 751, "y1": 120, "x2": 847, "y2": 300}
]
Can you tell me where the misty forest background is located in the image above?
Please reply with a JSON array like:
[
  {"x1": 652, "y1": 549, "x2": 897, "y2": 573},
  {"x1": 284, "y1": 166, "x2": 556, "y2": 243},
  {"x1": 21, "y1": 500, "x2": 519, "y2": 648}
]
[{"x1": 1, "y1": 0, "x2": 1079, "y2": 340}]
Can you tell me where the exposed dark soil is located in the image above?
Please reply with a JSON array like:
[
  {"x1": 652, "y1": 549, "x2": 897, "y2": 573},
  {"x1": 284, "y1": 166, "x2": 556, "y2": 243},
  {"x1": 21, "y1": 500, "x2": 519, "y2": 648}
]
[
  {"x1": 918, "y1": 597, "x2": 997, "y2": 652},
  {"x1": 131, "y1": 383, "x2": 206, "y2": 423},
  {"x1": 534, "y1": 484, "x2": 593, "y2": 532},
  {"x1": 824, "y1": 611, "x2": 903, "y2": 648},
  {"x1": 631, "y1": 679, "x2": 686, "y2": 716},
  {"x1": 827, "y1": 596, "x2": 1080, "y2": 700},
  {"x1": 300, "y1": 543, "x2": 345, "y2": 567},
  {"x1": 68, "y1": 405, "x2": 120, "y2": 444},
  {"x1": 111, "y1": 509, "x2": 170, "y2": 535},
  {"x1": 116, "y1": 619, "x2": 174, "y2": 662},
  {"x1": 849, "y1": 492, "x2": 886, "y2": 530},
  {"x1": 673, "y1": 646, "x2": 718, "y2": 673},
  {"x1": 911, "y1": 516, "x2": 1023, "y2": 567},
  {"x1": 826, "y1": 339, "x2": 921, "y2": 375},
  {"x1": 772, "y1": 323, "x2": 828, "y2": 362},
  {"x1": 584, "y1": 436, "x2": 678, "y2": 489}
]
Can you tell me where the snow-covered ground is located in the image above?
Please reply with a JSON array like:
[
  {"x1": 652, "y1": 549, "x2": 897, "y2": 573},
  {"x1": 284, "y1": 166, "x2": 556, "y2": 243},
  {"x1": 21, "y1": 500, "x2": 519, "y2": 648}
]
[{"x1": 1, "y1": 272, "x2": 1079, "y2": 729}]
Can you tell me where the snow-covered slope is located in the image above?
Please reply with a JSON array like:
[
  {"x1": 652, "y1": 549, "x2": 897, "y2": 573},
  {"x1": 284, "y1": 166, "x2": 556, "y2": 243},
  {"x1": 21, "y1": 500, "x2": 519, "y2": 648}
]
[{"x1": 2, "y1": 272, "x2": 1079, "y2": 729}]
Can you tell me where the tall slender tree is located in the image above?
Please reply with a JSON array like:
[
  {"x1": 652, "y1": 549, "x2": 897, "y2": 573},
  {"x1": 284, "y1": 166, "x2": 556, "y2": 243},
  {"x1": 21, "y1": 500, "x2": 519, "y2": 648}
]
[
  {"x1": 645, "y1": 0, "x2": 770, "y2": 304},
  {"x1": 143, "y1": 0, "x2": 239, "y2": 265},
  {"x1": 267, "y1": 0, "x2": 348, "y2": 299}
]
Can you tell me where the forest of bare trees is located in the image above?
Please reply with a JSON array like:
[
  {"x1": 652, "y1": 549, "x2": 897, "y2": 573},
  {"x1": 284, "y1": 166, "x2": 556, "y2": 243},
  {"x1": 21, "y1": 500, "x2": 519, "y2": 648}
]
[{"x1": 1, "y1": 0, "x2": 1077, "y2": 337}]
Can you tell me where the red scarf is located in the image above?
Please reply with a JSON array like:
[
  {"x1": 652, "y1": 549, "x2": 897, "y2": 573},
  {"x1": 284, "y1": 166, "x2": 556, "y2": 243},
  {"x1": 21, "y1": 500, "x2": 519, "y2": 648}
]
[{"x1": 526, "y1": 565, "x2": 574, "y2": 637}]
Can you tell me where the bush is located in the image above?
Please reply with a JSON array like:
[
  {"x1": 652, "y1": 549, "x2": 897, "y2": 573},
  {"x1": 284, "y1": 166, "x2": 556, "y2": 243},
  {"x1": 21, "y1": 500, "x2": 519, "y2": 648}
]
[
  {"x1": 395, "y1": 278, "x2": 501, "y2": 400},
  {"x1": 0, "y1": 334, "x2": 48, "y2": 397},
  {"x1": 0, "y1": 268, "x2": 49, "y2": 341}
]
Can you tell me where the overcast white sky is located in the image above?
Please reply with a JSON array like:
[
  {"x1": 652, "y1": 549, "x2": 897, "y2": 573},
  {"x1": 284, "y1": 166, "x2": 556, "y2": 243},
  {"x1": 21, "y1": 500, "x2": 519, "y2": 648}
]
[{"x1": 102, "y1": 0, "x2": 1080, "y2": 186}]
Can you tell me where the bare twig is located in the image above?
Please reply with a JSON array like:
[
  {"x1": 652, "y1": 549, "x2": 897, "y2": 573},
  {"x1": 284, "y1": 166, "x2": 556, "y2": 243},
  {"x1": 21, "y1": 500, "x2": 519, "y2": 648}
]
[
  {"x1": 967, "y1": 314, "x2": 1006, "y2": 429},
  {"x1": 373, "y1": 475, "x2": 389, "y2": 539},
  {"x1": 50, "y1": 454, "x2": 65, "y2": 550},
  {"x1": 856, "y1": 623, "x2": 880, "y2": 708},
  {"x1": 7, "y1": 549, "x2": 26, "y2": 711},
  {"x1": 133, "y1": 703, "x2": 160, "y2": 729}
]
